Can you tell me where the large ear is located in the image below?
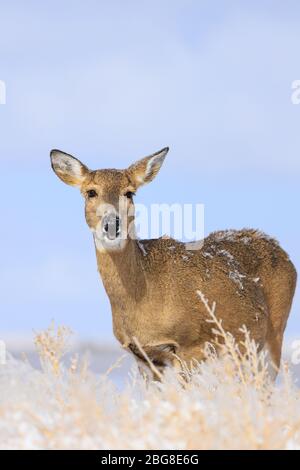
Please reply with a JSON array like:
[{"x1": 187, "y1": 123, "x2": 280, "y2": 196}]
[
  {"x1": 50, "y1": 150, "x2": 89, "y2": 187},
  {"x1": 127, "y1": 147, "x2": 169, "y2": 189}
]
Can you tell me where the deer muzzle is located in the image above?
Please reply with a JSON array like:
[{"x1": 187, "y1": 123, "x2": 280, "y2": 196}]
[{"x1": 102, "y1": 213, "x2": 121, "y2": 240}]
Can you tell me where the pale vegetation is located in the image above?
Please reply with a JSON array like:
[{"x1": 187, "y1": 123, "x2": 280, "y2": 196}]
[{"x1": 0, "y1": 299, "x2": 299, "y2": 450}]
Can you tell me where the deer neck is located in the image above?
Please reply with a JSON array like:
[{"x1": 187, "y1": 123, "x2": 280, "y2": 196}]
[{"x1": 95, "y1": 239, "x2": 147, "y2": 310}]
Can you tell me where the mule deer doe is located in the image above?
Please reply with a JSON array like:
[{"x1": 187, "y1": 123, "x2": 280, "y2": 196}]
[{"x1": 50, "y1": 147, "x2": 297, "y2": 378}]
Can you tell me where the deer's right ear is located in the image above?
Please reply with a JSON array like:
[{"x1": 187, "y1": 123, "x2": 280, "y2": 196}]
[{"x1": 50, "y1": 150, "x2": 89, "y2": 187}]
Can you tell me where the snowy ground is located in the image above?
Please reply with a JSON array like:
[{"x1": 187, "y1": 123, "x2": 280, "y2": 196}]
[
  {"x1": 1, "y1": 321, "x2": 300, "y2": 450},
  {"x1": 3, "y1": 338, "x2": 300, "y2": 389}
]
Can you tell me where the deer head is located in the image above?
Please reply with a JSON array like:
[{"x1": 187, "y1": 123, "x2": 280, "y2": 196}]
[{"x1": 50, "y1": 147, "x2": 169, "y2": 252}]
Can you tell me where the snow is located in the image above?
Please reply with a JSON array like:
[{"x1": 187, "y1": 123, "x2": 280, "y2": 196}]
[
  {"x1": 213, "y1": 230, "x2": 238, "y2": 242},
  {"x1": 217, "y1": 249, "x2": 234, "y2": 262},
  {"x1": 229, "y1": 270, "x2": 246, "y2": 290},
  {"x1": 137, "y1": 240, "x2": 147, "y2": 256},
  {"x1": 241, "y1": 236, "x2": 252, "y2": 244},
  {"x1": 0, "y1": 322, "x2": 300, "y2": 450}
]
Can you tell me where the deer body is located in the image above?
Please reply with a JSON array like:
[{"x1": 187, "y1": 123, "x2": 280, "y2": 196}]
[
  {"x1": 50, "y1": 148, "x2": 297, "y2": 376},
  {"x1": 96, "y1": 229, "x2": 296, "y2": 373}
]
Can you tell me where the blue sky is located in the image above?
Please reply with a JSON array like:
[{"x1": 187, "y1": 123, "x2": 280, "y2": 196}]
[{"x1": 0, "y1": 1, "x2": 299, "y2": 343}]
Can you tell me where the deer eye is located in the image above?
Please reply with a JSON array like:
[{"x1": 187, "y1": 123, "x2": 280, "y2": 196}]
[
  {"x1": 87, "y1": 189, "x2": 98, "y2": 198},
  {"x1": 124, "y1": 191, "x2": 135, "y2": 200}
]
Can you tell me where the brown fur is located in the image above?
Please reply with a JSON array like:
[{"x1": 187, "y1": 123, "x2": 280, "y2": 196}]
[{"x1": 50, "y1": 149, "x2": 297, "y2": 378}]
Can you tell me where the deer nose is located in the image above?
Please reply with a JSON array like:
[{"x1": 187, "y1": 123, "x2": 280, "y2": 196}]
[{"x1": 102, "y1": 214, "x2": 121, "y2": 240}]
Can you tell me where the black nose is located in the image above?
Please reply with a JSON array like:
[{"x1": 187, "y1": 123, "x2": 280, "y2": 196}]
[{"x1": 102, "y1": 214, "x2": 121, "y2": 240}]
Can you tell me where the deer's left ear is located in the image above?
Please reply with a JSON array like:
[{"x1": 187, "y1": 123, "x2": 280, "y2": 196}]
[
  {"x1": 50, "y1": 150, "x2": 90, "y2": 187},
  {"x1": 127, "y1": 147, "x2": 169, "y2": 189}
]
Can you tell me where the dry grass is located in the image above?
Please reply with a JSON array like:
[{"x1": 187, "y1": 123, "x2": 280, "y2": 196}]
[{"x1": 0, "y1": 299, "x2": 300, "y2": 450}]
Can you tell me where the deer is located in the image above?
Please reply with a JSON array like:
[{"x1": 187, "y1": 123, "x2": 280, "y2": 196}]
[{"x1": 50, "y1": 147, "x2": 297, "y2": 379}]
